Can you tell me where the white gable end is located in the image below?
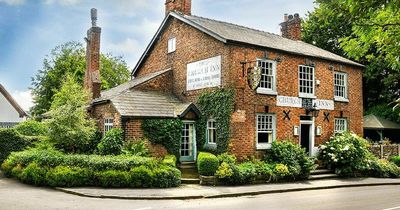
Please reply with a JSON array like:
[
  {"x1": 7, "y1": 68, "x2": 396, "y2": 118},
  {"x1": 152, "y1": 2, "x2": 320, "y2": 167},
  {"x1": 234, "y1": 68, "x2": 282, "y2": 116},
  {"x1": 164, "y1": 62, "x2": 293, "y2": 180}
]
[{"x1": 0, "y1": 92, "x2": 24, "y2": 123}]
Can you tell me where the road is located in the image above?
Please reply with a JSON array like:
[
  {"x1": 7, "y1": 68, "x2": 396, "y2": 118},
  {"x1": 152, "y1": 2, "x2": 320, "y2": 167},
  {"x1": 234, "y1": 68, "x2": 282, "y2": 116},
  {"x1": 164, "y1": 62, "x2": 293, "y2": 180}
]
[{"x1": 1, "y1": 175, "x2": 400, "y2": 210}]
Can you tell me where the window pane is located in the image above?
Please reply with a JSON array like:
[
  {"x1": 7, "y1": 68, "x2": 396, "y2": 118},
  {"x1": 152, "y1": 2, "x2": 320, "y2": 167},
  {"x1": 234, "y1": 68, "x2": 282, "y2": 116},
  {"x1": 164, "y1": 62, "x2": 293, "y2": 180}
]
[{"x1": 257, "y1": 60, "x2": 275, "y2": 90}]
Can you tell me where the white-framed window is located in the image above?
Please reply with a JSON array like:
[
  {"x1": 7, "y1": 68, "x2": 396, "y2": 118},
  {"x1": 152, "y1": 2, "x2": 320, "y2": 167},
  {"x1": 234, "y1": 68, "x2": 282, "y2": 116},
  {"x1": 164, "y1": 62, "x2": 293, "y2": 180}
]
[
  {"x1": 334, "y1": 118, "x2": 348, "y2": 134},
  {"x1": 256, "y1": 59, "x2": 277, "y2": 95},
  {"x1": 104, "y1": 118, "x2": 114, "y2": 133},
  {"x1": 256, "y1": 114, "x2": 276, "y2": 149},
  {"x1": 207, "y1": 119, "x2": 216, "y2": 144},
  {"x1": 167, "y1": 37, "x2": 176, "y2": 53},
  {"x1": 298, "y1": 65, "x2": 315, "y2": 98},
  {"x1": 334, "y1": 72, "x2": 348, "y2": 102}
]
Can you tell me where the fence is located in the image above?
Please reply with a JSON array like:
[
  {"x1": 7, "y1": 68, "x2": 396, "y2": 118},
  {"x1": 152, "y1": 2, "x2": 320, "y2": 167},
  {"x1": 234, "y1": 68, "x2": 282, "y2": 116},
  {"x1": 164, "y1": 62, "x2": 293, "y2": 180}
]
[{"x1": 369, "y1": 144, "x2": 400, "y2": 159}]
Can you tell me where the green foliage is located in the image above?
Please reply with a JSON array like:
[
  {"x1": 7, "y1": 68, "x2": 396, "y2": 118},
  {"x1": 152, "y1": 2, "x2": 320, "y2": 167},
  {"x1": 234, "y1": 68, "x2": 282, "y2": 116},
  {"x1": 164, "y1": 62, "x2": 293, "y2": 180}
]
[
  {"x1": 14, "y1": 120, "x2": 47, "y2": 136},
  {"x1": 273, "y1": 163, "x2": 290, "y2": 180},
  {"x1": 162, "y1": 155, "x2": 177, "y2": 167},
  {"x1": 46, "y1": 166, "x2": 91, "y2": 187},
  {"x1": 122, "y1": 140, "x2": 150, "y2": 157},
  {"x1": 130, "y1": 165, "x2": 181, "y2": 188},
  {"x1": 368, "y1": 159, "x2": 400, "y2": 178},
  {"x1": 31, "y1": 41, "x2": 130, "y2": 117},
  {"x1": 217, "y1": 153, "x2": 236, "y2": 165},
  {"x1": 197, "y1": 152, "x2": 219, "y2": 176},
  {"x1": 365, "y1": 104, "x2": 400, "y2": 124},
  {"x1": 142, "y1": 119, "x2": 183, "y2": 157},
  {"x1": 20, "y1": 162, "x2": 48, "y2": 186},
  {"x1": 96, "y1": 170, "x2": 131, "y2": 188},
  {"x1": 45, "y1": 75, "x2": 96, "y2": 153},
  {"x1": 390, "y1": 156, "x2": 400, "y2": 167},
  {"x1": 97, "y1": 128, "x2": 124, "y2": 155},
  {"x1": 196, "y1": 88, "x2": 235, "y2": 154},
  {"x1": 266, "y1": 140, "x2": 316, "y2": 179},
  {"x1": 319, "y1": 132, "x2": 375, "y2": 176},
  {"x1": 0, "y1": 128, "x2": 32, "y2": 163}
]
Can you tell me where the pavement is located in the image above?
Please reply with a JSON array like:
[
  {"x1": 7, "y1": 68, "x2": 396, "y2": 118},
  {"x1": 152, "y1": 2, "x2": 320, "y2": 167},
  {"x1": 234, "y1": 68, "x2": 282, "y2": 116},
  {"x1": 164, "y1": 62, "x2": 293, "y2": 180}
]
[{"x1": 56, "y1": 177, "x2": 400, "y2": 200}]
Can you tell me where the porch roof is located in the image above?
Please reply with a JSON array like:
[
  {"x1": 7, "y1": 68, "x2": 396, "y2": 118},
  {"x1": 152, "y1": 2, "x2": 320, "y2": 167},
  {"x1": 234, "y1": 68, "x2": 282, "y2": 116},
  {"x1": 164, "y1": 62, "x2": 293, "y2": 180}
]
[{"x1": 363, "y1": 114, "x2": 400, "y2": 130}]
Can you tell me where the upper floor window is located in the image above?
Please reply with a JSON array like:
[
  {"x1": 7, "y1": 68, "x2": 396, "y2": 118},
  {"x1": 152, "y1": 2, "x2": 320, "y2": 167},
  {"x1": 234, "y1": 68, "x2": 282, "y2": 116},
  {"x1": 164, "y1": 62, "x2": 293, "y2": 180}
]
[
  {"x1": 256, "y1": 114, "x2": 275, "y2": 149},
  {"x1": 104, "y1": 118, "x2": 114, "y2": 134},
  {"x1": 256, "y1": 59, "x2": 277, "y2": 95},
  {"x1": 334, "y1": 118, "x2": 348, "y2": 134},
  {"x1": 334, "y1": 72, "x2": 348, "y2": 102},
  {"x1": 298, "y1": 65, "x2": 315, "y2": 98},
  {"x1": 167, "y1": 37, "x2": 176, "y2": 53},
  {"x1": 207, "y1": 119, "x2": 216, "y2": 144}
]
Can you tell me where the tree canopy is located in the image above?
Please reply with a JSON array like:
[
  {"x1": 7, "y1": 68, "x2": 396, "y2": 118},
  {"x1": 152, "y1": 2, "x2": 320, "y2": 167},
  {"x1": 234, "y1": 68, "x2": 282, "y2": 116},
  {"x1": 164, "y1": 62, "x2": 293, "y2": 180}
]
[
  {"x1": 31, "y1": 41, "x2": 131, "y2": 116},
  {"x1": 302, "y1": 0, "x2": 400, "y2": 122}
]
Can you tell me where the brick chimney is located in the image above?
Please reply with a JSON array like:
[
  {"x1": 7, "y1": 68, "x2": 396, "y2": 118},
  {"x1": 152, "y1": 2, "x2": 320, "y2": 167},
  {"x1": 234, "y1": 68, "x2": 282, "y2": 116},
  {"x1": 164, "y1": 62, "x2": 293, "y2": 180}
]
[
  {"x1": 165, "y1": 0, "x2": 191, "y2": 16},
  {"x1": 84, "y1": 8, "x2": 102, "y2": 100},
  {"x1": 280, "y1": 13, "x2": 302, "y2": 41}
]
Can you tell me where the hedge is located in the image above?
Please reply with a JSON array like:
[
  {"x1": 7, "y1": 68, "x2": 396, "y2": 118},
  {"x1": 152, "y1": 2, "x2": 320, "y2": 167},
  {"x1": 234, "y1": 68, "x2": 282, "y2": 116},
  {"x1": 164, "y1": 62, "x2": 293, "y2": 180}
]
[
  {"x1": 197, "y1": 152, "x2": 219, "y2": 176},
  {"x1": 0, "y1": 128, "x2": 32, "y2": 163},
  {"x1": 1, "y1": 147, "x2": 181, "y2": 188}
]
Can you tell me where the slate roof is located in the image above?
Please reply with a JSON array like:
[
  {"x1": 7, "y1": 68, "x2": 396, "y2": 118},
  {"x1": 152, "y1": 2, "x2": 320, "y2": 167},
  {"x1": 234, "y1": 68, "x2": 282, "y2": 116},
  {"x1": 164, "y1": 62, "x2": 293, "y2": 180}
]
[
  {"x1": 364, "y1": 114, "x2": 400, "y2": 130},
  {"x1": 132, "y1": 12, "x2": 363, "y2": 76}
]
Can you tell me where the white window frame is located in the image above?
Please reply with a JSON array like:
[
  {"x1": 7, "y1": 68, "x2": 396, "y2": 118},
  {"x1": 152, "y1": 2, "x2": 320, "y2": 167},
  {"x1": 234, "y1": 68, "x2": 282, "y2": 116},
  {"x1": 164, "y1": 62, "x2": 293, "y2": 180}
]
[
  {"x1": 167, "y1": 37, "x2": 176, "y2": 53},
  {"x1": 256, "y1": 114, "x2": 276, "y2": 149},
  {"x1": 298, "y1": 65, "x2": 315, "y2": 98},
  {"x1": 104, "y1": 118, "x2": 114, "y2": 134},
  {"x1": 206, "y1": 119, "x2": 217, "y2": 144},
  {"x1": 334, "y1": 118, "x2": 348, "y2": 134},
  {"x1": 334, "y1": 72, "x2": 349, "y2": 102},
  {"x1": 256, "y1": 58, "x2": 277, "y2": 95}
]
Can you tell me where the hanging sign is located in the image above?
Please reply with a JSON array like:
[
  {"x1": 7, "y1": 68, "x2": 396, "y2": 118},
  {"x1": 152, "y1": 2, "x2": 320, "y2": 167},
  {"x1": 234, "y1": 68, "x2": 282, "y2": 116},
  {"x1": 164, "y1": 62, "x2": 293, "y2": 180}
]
[
  {"x1": 186, "y1": 55, "x2": 221, "y2": 91},
  {"x1": 247, "y1": 66, "x2": 262, "y2": 90}
]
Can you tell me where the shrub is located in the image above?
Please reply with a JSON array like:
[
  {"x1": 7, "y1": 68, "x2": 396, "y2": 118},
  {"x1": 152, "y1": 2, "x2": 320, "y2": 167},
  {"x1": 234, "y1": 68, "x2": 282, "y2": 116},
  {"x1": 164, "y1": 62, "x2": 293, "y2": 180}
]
[
  {"x1": 274, "y1": 163, "x2": 290, "y2": 180},
  {"x1": 152, "y1": 165, "x2": 181, "y2": 188},
  {"x1": 130, "y1": 166, "x2": 155, "y2": 188},
  {"x1": 97, "y1": 128, "x2": 124, "y2": 155},
  {"x1": 14, "y1": 120, "x2": 47, "y2": 136},
  {"x1": 319, "y1": 132, "x2": 374, "y2": 176},
  {"x1": 162, "y1": 155, "x2": 177, "y2": 167},
  {"x1": 197, "y1": 152, "x2": 219, "y2": 176},
  {"x1": 266, "y1": 140, "x2": 316, "y2": 179},
  {"x1": 96, "y1": 170, "x2": 131, "y2": 188},
  {"x1": 215, "y1": 162, "x2": 234, "y2": 179},
  {"x1": 217, "y1": 153, "x2": 236, "y2": 165},
  {"x1": 20, "y1": 162, "x2": 48, "y2": 186},
  {"x1": 46, "y1": 166, "x2": 92, "y2": 187},
  {"x1": 369, "y1": 159, "x2": 400, "y2": 178},
  {"x1": 0, "y1": 128, "x2": 31, "y2": 162},
  {"x1": 390, "y1": 156, "x2": 400, "y2": 167},
  {"x1": 122, "y1": 139, "x2": 150, "y2": 157}
]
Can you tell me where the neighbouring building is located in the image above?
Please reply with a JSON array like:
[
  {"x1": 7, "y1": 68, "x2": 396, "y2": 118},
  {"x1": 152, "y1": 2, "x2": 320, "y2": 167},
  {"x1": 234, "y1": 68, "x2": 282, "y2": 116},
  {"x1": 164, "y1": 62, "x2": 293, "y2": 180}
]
[
  {"x1": 0, "y1": 84, "x2": 27, "y2": 128},
  {"x1": 87, "y1": 0, "x2": 363, "y2": 162}
]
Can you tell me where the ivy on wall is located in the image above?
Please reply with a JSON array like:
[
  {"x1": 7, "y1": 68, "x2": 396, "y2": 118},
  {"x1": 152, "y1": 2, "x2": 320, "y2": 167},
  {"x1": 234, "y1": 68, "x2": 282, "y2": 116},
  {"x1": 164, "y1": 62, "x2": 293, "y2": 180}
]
[
  {"x1": 142, "y1": 119, "x2": 183, "y2": 158},
  {"x1": 196, "y1": 88, "x2": 235, "y2": 154}
]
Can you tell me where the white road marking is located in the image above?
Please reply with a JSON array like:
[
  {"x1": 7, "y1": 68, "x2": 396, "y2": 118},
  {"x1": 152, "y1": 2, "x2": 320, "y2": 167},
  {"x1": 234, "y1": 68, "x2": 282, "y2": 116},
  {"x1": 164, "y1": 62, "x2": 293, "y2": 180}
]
[{"x1": 382, "y1": 206, "x2": 400, "y2": 210}]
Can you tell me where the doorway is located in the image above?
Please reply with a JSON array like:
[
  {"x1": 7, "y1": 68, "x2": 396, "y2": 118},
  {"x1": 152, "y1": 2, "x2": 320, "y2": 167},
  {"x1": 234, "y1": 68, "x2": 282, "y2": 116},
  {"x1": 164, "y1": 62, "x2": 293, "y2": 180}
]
[
  {"x1": 180, "y1": 121, "x2": 196, "y2": 162},
  {"x1": 300, "y1": 118, "x2": 314, "y2": 155}
]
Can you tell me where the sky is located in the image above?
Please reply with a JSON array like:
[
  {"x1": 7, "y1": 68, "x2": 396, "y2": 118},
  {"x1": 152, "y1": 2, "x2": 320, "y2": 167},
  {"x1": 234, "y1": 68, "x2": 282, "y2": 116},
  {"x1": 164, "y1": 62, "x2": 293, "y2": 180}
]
[{"x1": 0, "y1": 0, "x2": 315, "y2": 110}]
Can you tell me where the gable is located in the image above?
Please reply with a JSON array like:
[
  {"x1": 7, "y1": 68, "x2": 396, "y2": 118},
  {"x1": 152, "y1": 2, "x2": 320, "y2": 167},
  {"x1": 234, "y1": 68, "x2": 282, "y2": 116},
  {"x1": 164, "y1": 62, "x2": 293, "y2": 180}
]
[{"x1": 0, "y1": 84, "x2": 26, "y2": 121}]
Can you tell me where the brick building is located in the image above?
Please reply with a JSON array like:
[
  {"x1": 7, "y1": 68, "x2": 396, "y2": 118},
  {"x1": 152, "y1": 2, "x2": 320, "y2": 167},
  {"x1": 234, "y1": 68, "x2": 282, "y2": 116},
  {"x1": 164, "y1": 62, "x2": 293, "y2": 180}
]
[{"x1": 87, "y1": 0, "x2": 363, "y2": 162}]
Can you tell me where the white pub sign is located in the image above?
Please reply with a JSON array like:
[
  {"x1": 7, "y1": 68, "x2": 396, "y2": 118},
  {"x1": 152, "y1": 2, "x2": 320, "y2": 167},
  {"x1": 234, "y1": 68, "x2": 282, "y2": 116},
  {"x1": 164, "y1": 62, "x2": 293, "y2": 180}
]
[{"x1": 186, "y1": 55, "x2": 221, "y2": 91}]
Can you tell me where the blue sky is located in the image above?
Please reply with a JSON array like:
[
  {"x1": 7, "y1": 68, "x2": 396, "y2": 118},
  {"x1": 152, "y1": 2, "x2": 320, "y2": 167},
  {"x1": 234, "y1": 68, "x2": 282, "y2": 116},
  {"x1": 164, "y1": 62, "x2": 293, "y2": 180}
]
[{"x1": 0, "y1": 0, "x2": 315, "y2": 110}]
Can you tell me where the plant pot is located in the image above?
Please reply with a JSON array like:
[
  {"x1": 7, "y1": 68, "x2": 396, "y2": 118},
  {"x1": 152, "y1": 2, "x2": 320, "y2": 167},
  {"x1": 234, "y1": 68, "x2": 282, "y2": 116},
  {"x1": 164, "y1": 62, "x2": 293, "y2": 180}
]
[{"x1": 199, "y1": 175, "x2": 217, "y2": 186}]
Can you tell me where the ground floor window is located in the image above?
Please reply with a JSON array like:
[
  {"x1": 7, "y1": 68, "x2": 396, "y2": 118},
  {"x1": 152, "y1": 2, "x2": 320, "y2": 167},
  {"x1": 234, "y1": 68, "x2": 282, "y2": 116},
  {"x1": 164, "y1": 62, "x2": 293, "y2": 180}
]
[
  {"x1": 334, "y1": 118, "x2": 348, "y2": 134},
  {"x1": 104, "y1": 118, "x2": 114, "y2": 134},
  {"x1": 207, "y1": 119, "x2": 216, "y2": 144},
  {"x1": 256, "y1": 114, "x2": 275, "y2": 149}
]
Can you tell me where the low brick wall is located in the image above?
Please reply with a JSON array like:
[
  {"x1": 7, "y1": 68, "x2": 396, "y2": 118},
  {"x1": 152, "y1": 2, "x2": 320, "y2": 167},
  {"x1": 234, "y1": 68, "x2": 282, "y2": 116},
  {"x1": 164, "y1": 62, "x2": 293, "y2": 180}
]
[{"x1": 369, "y1": 144, "x2": 400, "y2": 159}]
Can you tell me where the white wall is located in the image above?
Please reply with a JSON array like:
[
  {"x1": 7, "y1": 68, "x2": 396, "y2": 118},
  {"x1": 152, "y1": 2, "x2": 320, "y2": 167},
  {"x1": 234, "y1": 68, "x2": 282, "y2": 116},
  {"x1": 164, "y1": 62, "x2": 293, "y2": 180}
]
[{"x1": 0, "y1": 93, "x2": 24, "y2": 122}]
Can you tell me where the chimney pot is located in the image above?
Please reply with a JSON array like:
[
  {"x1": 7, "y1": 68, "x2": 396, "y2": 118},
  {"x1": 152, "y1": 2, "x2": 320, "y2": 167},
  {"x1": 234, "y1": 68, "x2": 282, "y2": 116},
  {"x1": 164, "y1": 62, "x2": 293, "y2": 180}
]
[
  {"x1": 294, "y1": 13, "x2": 300, "y2": 18},
  {"x1": 90, "y1": 8, "x2": 97, "y2": 27},
  {"x1": 280, "y1": 13, "x2": 302, "y2": 41},
  {"x1": 288, "y1": 14, "x2": 293, "y2": 20},
  {"x1": 284, "y1": 13, "x2": 288, "y2": 21}
]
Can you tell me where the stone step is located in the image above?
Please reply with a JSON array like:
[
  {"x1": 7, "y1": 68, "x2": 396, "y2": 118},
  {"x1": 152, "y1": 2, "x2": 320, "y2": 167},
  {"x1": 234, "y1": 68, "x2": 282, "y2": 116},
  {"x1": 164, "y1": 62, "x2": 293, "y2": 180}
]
[
  {"x1": 311, "y1": 169, "x2": 333, "y2": 175},
  {"x1": 308, "y1": 173, "x2": 339, "y2": 180},
  {"x1": 178, "y1": 162, "x2": 196, "y2": 169},
  {"x1": 181, "y1": 178, "x2": 200, "y2": 184}
]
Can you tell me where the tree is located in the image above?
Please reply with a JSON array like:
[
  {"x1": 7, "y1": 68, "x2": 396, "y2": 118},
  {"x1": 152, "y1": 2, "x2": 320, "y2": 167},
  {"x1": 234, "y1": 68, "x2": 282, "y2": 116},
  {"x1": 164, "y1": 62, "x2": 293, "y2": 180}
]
[
  {"x1": 31, "y1": 41, "x2": 131, "y2": 116},
  {"x1": 302, "y1": 0, "x2": 400, "y2": 123},
  {"x1": 45, "y1": 74, "x2": 96, "y2": 153}
]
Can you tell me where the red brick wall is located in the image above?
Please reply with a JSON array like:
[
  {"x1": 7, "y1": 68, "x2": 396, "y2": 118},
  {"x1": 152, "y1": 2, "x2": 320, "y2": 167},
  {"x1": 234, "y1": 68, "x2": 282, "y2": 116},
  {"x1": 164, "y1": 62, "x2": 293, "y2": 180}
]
[{"x1": 135, "y1": 70, "x2": 173, "y2": 92}]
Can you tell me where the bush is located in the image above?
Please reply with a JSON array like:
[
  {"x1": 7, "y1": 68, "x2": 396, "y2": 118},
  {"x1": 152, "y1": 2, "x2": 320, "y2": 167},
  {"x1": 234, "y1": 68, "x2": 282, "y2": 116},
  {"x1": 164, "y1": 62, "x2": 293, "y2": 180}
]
[
  {"x1": 97, "y1": 128, "x2": 124, "y2": 155},
  {"x1": 319, "y1": 132, "x2": 374, "y2": 176},
  {"x1": 162, "y1": 155, "x2": 177, "y2": 167},
  {"x1": 122, "y1": 139, "x2": 150, "y2": 157},
  {"x1": 273, "y1": 163, "x2": 290, "y2": 180},
  {"x1": 96, "y1": 170, "x2": 131, "y2": 188},
  {"x1": 266, "y1": 140, "x2": 316, "y2": 179},
  {"x1": 369, "y1": 159, "x2": 400, "y2": 178},
  {"x1": 46, "y1": 166, "x2": 91, "y2": 187},
  {"x1": 197, "y1": 152, "x2": 219, "y2": 176},
  {"x1": 390, "y1": 156, "x2": 400, "y2": 167},
  {"x1": 0, "y1": 128, "x2": 31, "y2": 163},
  {"x1": 20, "y1": 162, "x2": 48, "y2": 186},
  {"x1": 217, "y1": 153, "x2": 236, "y2": 165},
  {"x1": 14, "y1": 120, "x2": 47, "y2": 136}
]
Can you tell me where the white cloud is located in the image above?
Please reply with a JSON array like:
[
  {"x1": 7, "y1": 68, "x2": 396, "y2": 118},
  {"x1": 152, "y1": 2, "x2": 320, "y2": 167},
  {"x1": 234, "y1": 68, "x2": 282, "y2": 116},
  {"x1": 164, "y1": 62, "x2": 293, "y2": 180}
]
[
  {"x1": 42, "y1": 0, "x2": 81, "y2": 6},
  {"x1": 11, "y1": 90, "x2": 33, "y2": 111},
  {"x1": 0, "y1": 0, "x2": 25, "y2": 6},
  {"x1": 104, "y1": 38, "x2": 142, "y2": 68}
]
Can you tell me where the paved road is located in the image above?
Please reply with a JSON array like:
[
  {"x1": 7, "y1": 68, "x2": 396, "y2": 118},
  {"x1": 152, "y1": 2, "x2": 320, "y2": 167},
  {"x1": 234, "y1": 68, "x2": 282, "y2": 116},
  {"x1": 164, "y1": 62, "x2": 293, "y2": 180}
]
[{"x1": 1, "y1": 176, "x2": 400, "y2": 210}]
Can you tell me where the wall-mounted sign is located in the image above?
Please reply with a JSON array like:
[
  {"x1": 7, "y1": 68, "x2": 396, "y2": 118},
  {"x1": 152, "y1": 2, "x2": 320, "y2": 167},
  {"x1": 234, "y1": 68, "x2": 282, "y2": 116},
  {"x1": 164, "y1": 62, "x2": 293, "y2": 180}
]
[
  {"x1": 276, "y1": 96, "x2": 302, "y2": 108},
  {"x1": 315, "y1": 99, "x2": 334, "y2": 110},
  {"x1": 186, "y1": 55, "x2": 221, "y2": 91}
]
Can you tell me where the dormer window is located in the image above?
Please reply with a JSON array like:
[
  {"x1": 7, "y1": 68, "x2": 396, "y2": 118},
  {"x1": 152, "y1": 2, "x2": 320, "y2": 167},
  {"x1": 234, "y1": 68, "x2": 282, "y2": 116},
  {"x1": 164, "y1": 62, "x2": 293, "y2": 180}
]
[{"x1": 168, "y1": 37, "x2": 176, "y2": 53}]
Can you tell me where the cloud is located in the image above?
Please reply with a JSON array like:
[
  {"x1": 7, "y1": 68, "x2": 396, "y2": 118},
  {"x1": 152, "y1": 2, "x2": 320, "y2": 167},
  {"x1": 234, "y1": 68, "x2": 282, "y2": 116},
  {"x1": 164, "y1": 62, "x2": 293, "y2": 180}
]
[
  {"x1": 11, "y1": 89, "x2": 33, "y2": 111},
  {"x1": 42, "y1": 0, "x2": 81, "y2": 6},
  {"x1": 0, "y1": 0, "x2": 25, "y2": 6},
  {"x1": 103, "y1": 38, "x2": 142, "y2": 68}
]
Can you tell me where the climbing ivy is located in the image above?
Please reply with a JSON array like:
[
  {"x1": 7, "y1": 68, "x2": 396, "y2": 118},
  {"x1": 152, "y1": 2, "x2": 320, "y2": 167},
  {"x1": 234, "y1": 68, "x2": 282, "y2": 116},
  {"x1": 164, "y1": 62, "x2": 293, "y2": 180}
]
[
  {"x1": 196, "y1": 88, "x2": 235, "y2": 154},
  {"x1": 142, "y1": 119, "x2": 183, "y2": 158}
]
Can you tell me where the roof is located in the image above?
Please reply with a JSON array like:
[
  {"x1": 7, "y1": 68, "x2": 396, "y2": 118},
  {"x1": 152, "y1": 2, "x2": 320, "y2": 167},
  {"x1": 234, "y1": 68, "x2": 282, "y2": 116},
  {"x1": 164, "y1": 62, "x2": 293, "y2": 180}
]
[
  {"x1": 111, "y1": 90, "x2": 198, "y2": 118},
  {"x1": 132, "y1": 12, "x2": 363, "y2": 76},
  {"x1": 363, "y1": 114, "x2": 400, "y2": 130},
  {"x1": 0, "y1": 84, "x2": 27, "y2": 118}
]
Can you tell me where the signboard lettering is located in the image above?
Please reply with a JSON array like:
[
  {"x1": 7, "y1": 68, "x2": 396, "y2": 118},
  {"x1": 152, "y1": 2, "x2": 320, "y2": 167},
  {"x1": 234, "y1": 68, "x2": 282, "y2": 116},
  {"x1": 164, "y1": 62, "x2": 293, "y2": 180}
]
[{"x1": 187, "y1": 55, "x2": 221, "y2": 91}]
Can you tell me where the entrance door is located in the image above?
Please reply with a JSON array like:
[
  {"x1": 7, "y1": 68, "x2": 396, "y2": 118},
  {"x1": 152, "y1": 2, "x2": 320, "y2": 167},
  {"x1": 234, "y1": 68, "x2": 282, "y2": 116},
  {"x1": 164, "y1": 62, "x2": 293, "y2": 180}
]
[
  {"x1": 180, "y1": 122, "x2": 196, "y2": 162},
  {"x1": 300, "y1": 124, "x2": 311, "y2": 154}
]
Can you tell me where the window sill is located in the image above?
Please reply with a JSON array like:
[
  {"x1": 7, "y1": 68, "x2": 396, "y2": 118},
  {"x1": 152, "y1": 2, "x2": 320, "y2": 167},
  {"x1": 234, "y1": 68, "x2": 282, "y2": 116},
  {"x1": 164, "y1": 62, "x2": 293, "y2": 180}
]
[
  {"x1": 256, "y1": 143, "x2": 272, "y2": 150},
  {"x1": 299, "y1": 94, "x2": 316, "y2": 99},
  {"x1": 256, "y1": 88, "x2": 277, "y2": 95},
  {"x1": 334, "y1": 97, "x2": 349, "y2": 103}
]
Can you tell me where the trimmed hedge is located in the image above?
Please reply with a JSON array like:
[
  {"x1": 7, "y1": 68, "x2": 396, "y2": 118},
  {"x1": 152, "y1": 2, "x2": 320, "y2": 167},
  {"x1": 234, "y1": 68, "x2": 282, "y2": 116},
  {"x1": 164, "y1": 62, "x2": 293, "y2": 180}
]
[
  {"x1": 0, "y1": 128, "x2": 32, "y2": 163},
  {"x1": 2, "y1": 147, "x2": 181, "y2": 188},
  {"x1": 197, "y1": 152, "x2": 219, "y2": 176}
]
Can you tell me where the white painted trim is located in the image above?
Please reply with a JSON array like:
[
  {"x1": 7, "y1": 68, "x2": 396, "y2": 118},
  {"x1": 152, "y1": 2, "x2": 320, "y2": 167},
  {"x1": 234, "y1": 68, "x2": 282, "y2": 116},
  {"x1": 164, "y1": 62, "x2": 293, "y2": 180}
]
[
  {"x1": 300, "y1": 118, "x2": 316, "y2": 156},
  {"x1": 255, "y1": 113, "x2": 276, "y2": 150}
]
